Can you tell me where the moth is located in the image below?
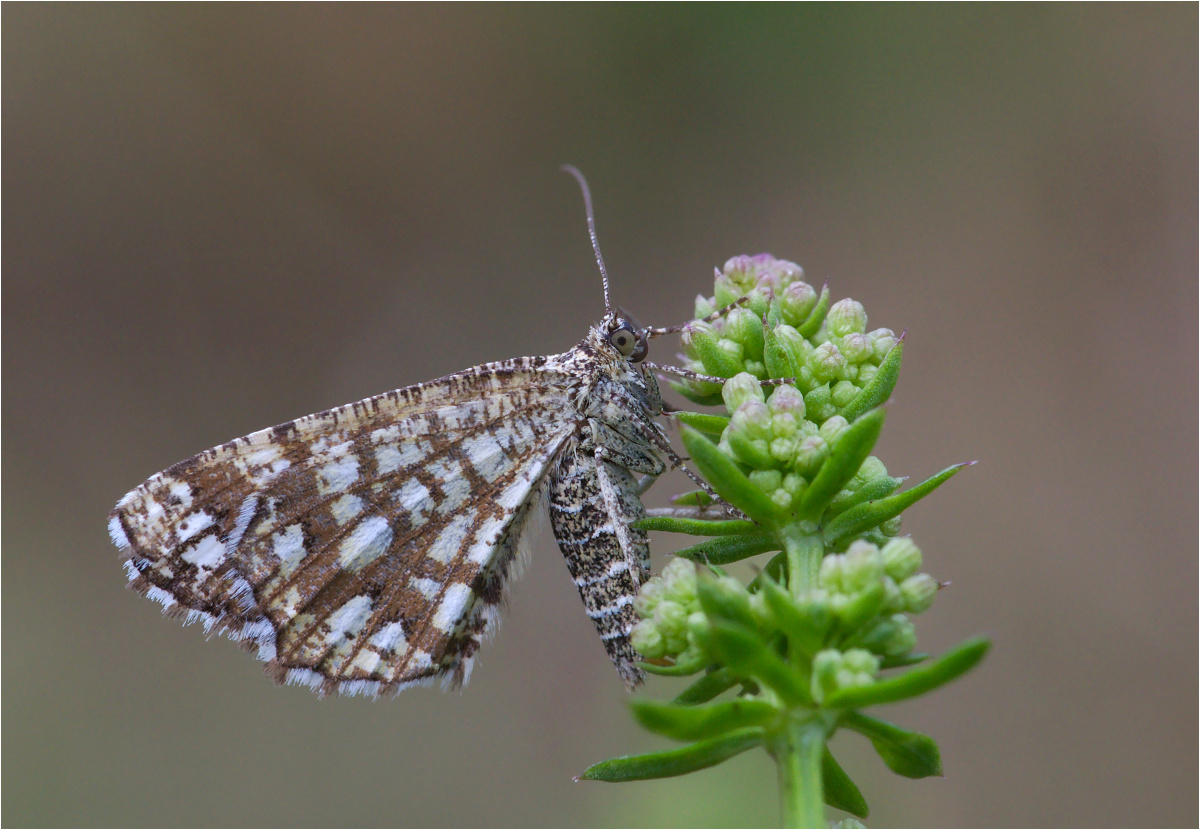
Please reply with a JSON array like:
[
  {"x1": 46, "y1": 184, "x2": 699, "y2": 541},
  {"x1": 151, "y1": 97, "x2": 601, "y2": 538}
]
[{"x1": 109, "y1": 168, "x2": 740, "y2": 696}]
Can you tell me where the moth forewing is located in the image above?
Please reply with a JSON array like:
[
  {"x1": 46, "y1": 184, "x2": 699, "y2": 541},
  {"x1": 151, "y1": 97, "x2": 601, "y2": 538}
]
[{"x1": 111, "y1": 317, "x2": 672, "y2": 695}]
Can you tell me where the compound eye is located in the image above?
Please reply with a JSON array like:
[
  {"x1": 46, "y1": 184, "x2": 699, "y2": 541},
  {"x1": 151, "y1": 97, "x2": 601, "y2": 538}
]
[{"x1": 609, "y1": 327, "x2": 637, "y2": 357}]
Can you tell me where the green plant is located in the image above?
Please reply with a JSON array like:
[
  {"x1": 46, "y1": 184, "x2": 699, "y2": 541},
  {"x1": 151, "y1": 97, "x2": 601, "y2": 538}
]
[{"x1": 578, "y1": 255, "x2": 989, "y2": 828}]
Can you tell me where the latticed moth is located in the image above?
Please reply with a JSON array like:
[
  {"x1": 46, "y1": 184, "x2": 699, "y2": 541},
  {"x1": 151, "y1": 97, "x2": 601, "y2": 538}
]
[{"x1": 110, "y1": 169, "x2": 741, "y2": 696}]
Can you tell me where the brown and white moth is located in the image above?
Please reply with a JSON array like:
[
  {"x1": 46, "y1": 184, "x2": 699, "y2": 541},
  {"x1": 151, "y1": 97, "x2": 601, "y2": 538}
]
[{"x1": 109, "y1": 169, "x2": 730, "y2": 696}]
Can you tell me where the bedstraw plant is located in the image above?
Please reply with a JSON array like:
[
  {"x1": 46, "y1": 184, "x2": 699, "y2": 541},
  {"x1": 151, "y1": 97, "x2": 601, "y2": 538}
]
[{"x1": 578, "y1": 255, "x2": 989, "y2": 828}]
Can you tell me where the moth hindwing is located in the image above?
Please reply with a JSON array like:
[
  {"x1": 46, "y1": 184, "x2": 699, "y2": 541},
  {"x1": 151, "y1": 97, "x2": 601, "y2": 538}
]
[{"x1": 109, "y1": 313, "x2": 669, "y2": 696}]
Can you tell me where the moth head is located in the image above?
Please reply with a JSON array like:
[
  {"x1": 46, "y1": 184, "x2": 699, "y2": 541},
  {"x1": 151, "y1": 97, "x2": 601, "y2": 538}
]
[{"x1": 606, "y1": 316, "x2": 649, "y2": 363}]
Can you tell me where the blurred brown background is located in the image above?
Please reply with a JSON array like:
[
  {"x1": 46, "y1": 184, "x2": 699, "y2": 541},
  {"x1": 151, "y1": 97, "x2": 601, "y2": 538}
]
[{"x1": 4, "y1": 5, "x2": 1196, "y2": 827}]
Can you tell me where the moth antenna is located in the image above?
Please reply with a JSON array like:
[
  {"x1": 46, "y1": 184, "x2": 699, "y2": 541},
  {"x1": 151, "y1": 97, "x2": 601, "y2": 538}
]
[{"x1": 560, "y1": 164, "x2": 612, "y2": 315}]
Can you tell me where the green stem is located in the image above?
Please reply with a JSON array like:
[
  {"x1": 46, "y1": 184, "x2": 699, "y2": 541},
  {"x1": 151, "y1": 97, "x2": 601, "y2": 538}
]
[
  {"x1": 780, "y1": 524, "x2": 823, "y2": 598},
  {"x1": 771, "y1": 718, "x2": 828, "y2": 828}
]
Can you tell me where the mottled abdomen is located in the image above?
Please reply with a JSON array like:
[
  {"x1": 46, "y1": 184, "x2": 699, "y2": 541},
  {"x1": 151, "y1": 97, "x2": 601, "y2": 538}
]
[{"x1": 547, "y1": 437, "x2": 650, "y2": 689}]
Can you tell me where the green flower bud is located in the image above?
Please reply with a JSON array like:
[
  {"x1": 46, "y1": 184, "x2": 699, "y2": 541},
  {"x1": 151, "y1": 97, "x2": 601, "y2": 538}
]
[
  {"x1": 880, "y1": 515, "x2": 902, "y2": 536},
  {"x1": 631, "y1": 619, "x2": 666, "y2": 659},
  {"x1": 779, "y1": 281, "x2": 818, "y2": 327},
  {"x1": 742, "y1": 359, "x2": 767, "y2": 379},
  {"x1": 881, "y1": 538, "x2": 922, "y2": 581},
  {"x1": 634, "y1": 579, "x2": 665, "y2": 618},
  {"x1": 856, "y1": 363, "x2": 878, "y2": 385},
  {"x1": 661, "y1": 557, "x2": 699, "y2": 607},
  {"x1": 769, "y1": 437, "x2": 797, "y2": 464},
  {"x1": 765, "y1": 257, "x2": 805, "y2": 288},
  {"x1": 819, "y1": 415, "x2": 850, "y2": 446},
  {"x1": 827, "y1": 299, "x2": 868, "y2": 336},
  {"x1": 831, "y1": 380, "x2": 859, "y2": 408},
  {"x1": 722, "y1": 372, "x2": 767, "y2": 412},
  {"x1": 843, "y1": 647, "x2": 880, "y2": 675},
  {"x1": 743, "y1": 288, "x2": 771, "y2": 320},
  {"x1": 863, "y1": 613, "x2": 917, "y2": 657},
  {"x1": 770, "y1": 487, "x2": 793, "y2": 511},
  {"x1": 868, "y1": 328, "x2": 898, "y2": 362},
  {"x1": 713, "y1": 273, "x2": 742, "y2": 308},
  {"x1": 771, "y1": 413, "x2": 799, "y2": 439},
  {"x1": 725, "y1": 307, "x2": 766, "y2": 361},
  {"x1": 749, "y1": 469, "x2": 783, "y2": 494},
  {"x1": 792, "y1": 435, "x2": 829, "y2": 476},
  {"x1": 810, "y1": 342, "x2": 848, "y2": 383},
  {"x1": 728, "y1": 400, "x2": 772, "y2": 443},
  {"x1": 839, "y1": 331, "x2": 873, "y2": 364},
  {"x1": 804, "y1": 384, "x2": 837, "y2": 423},
  {"x1": 842, "y1": 540, "x2": 885, "y2": 593},
  {"x1": 721, "y1": 255, "x2": 760, "y2": 291},
  {"x1": 767, "y1": 384, "x2": 806, "y2": 418},
  {"x1": 854, "y1": 455, "x2": 888, "y2": 486},
  {"x1": 773, "y1": 325, "x2": 813, "y2": 387},
  {"x1": 694, "y1": 294, "x2": 716, "y2": 320},
  {"x1": 900, "y1": 573, "x2": 938, "y2": 614},
  {"x1": 782, "y1": 472, "x2": 808, "y2": 501}
]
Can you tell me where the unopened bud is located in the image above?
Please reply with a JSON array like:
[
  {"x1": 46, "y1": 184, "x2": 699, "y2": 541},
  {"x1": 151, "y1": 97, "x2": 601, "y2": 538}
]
[
  {"x1": 827, "y1": 299, "x2": 868, "y2": 336},
  {"x1": 725, "y1": 307, "x2": 765, "y2": 361},
  {"x1": 779, "y1": 281, "x2": 818, "y2": 327},
  {"x1": 868, "y1": 328, "x2": 898, "y2": 360},
  {"x1": 722, "y1": 373, "x2": 766, "y2": 412},
  {"x1": 839, "y1": 331, "x2": 873, "y2": 363},
  {"x1": 811, "y1": 342, "x2": 848, "y2": 383},
  {"x1": 881, "y1": 538, "x2": 922, "y2": 581},
  {"x1": 900, "y1": 573, "x2": 938, "y2": 614},
  {"x1": 792, "y1": 435, "x2": 829, "y2": 476},
  {"x1": 767, "y1": 384, "x2": 806, "y2": 417}
]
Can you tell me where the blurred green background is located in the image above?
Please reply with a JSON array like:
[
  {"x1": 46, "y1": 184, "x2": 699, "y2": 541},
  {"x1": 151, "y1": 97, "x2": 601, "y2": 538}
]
[{"x1": 4, "y1": 5, "x2": 1195, "y2": 827}]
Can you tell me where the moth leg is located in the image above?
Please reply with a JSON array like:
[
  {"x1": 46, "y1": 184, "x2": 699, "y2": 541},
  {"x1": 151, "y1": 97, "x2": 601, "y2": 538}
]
[
  {"x1": 596, "y1": 402, "x2": 729, "y2": 508},
  {"x1": 592, "y1": 445, "x2": 649, "y2": 578},
  {"x1": 644, "y1": 361, "x2": 795, "y2": 388},
  {"x1": 645, "y1": 295, "x2": 752, "y2": 337}
]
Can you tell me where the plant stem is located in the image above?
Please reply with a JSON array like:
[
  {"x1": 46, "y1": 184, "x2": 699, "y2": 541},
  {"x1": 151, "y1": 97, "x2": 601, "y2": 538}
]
[
  {"x1": 771, "y1": 718, "x2": 827, "y2": 828},
  {"x1": 781, "y1": 523, "x2": 823, "y2": 598}
]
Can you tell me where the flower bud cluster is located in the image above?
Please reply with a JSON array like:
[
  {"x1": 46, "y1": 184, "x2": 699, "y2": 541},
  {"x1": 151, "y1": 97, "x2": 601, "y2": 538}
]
[
  {"x1": 680, "y1": 255, "x2": 898, "y2": 425},
  {"x1": 630, "y1": 558, "x2": 707, "y2": 666},
  {"x1": 716, "y1": 373, "x2": 893, "y2": 516}
]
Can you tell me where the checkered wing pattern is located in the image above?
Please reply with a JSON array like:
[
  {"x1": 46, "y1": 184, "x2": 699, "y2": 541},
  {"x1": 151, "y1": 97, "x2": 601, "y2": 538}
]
[{"x1": 109, "y1": 359, "x2": 577, "y2": 696}]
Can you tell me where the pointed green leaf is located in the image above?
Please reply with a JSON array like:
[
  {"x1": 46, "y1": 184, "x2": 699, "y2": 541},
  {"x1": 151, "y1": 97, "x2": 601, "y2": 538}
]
[
  {"x1": 682, "y1": 426, "x2": 782, "y2": 525},
  {"x1": 824, "y1": 636, "x2": 991, "y2": 709},
  {"x1": 823, "y1": 462, "x2": 974, "y2": 547},
  {"x1": 840, "y1": 340, "x2": 904, "y2": 422},
  {"x1": 880, "y1": 652, "x2": 929, "y2": 669},
  {"x1": 669, "y1": 381, "x2": 726, "y2": 408},
  {"x1": 763, "y1": 321, "x2": 797, "y2": 380},
  {"x1": 827, "y1": 475, "x2": 903, "y2": 517},
  {"x1": 671, "y1": 489, "x2": 716, "y2": 508},
  {"x1": 577, "y1": 728, "x2": 764, "y2": 782},
  {"x1": 673, "y1": 410, "x2": 731, "y2": 436},
  {"x1": 687, "y1": 325, "x2": 745, "y2": 379},
  {"x1": 841, "y1": 712, "x2": 942, "y2": 778},
  {"x1": 674, "y1": 534, "x2": 779, "y2": 565},
  {"x1": 822, "y1": 748, "x2": 870, "y2": 817},
  {"x1": 641, "y1": 654, "x2": 708, "y2": 677},
  {"x1": 632, "y1": 516, "x2": 760, "y2": 536},
  {"x1": 798, "y1": 409, "x2": 886, "y2": 520},
  {"x1": 697, "y1": 576, "x2": 757, "y2": 629},
  {"x1": 796, "y1": 283, "x2": 831, "y2": 339},
  {"x1": 674, "y1": 668, "x2": 738, "y2": 705},
  {"x1": 707, "y1": 620, "x2": 810, "y2": 707},
  {"x1": 631, "y1": 697, "x2": 780, "y2": 742}
]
